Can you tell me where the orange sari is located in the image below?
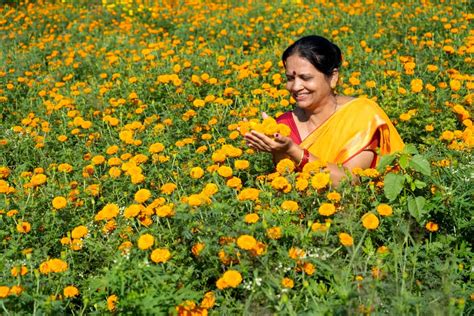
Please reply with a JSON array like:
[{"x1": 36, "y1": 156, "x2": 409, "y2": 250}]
[{"x1": 279, "y1": 98, "x2": 404, "y2": 165}]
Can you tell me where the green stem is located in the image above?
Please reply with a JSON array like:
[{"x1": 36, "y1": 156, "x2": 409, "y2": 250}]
[{"x1": 349, "y1": 229, "x2": 368, "y2": 267}]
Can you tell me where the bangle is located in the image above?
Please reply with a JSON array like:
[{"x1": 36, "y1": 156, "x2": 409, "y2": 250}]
[{"x1": 297, "y1": 149, "x2": 309, "y2": 171}]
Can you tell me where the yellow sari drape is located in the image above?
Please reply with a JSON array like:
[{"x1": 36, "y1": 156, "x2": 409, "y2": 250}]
[{"x1": 300, "y1": 98, "x2": 404, "y2": 165}]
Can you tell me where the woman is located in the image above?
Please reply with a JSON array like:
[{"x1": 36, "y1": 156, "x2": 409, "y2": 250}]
[{"x1": 244, "y1": 35, "x2": 404, "y2": 185}]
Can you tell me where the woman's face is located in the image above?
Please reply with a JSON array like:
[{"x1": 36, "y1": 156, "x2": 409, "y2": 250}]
[{"x1": 284, "y1": 54, "x2": 338, "y2": 111}]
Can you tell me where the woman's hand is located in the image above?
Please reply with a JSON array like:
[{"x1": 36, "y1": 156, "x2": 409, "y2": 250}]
[{"x1": 244, "y1": 130, "x2": 293, "y2": 154}]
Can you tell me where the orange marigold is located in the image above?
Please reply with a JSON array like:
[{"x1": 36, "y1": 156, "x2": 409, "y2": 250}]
[
  {"x1": 361, "y1": 212, "x2": 380, "y2": 230},
  {"x1": 318, "y1": 203, "x2": 336, "y2": 216},
  {"x1": 338, "y1": 232, "x2": 354, "y2": 246},
  {"x1": 137, "y1": 233, "x2": 154, "y2": 250},
  {"x1": 150, "y1": 248, "x2": 171, "y2": 263},
  {"x1": 63, "y1": 286, "x2": 79, "y2": 298},
  {"x1": 237, "y1": 234, "x2": 257, "y2": 250},
  {"x1": 376, "y1": 204, "x2": 393, "y2": 216}
]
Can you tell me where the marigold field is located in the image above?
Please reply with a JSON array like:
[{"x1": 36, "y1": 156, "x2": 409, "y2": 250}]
[{"x1": 0, "y1": 0, "x2": 473, "y2": 314}]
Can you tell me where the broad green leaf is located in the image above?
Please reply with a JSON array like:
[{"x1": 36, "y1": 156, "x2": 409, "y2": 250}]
[
  {"x1": 377, "y1": 154, "x2": 396, "y2": 172},
  {"x1": 403, "y1": 144, "x2": 418, "y2": 155},
  {"x1": 407, "y1": 196, "x2": 427, "y2": 222},
  {"x1": 414, "y1": 180, "x2": 427, "y2": 189},
  {"x1": 384, "y1": 173, "x2": 405, "y2": 201},
  {"x1": 409, "y1": 154, "x2": 431, "y2": 176},
  {"x1": 399, "y1": 154, "x2": 410, "y2": 170}
]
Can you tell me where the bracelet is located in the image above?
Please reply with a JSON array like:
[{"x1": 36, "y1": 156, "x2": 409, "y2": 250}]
[{"x1": 297, "y1": 149, "x2": 310, "y2": 171}]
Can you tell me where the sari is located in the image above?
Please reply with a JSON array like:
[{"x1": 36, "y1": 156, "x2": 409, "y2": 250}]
[{"x1": 276, "y1": 98, "x2": 404, "y2": 166}]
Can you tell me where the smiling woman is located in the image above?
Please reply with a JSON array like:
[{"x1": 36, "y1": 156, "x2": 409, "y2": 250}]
[{"x1": 244, "y1": 35, "x2": 404, "y2": 185}]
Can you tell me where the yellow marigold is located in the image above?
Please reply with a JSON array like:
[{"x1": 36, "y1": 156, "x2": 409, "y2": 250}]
[
  {"x1": 377, "y1": 245, "x2": 390, "y2": 255},
  {"x1": 410, "y1": 78, "x2": 423, "y2": 93},
  {"x1": 295, "y1": 177, "x2": 309, "y2": 191},
  {"x1": 216, "y1": 277, "x2": 227, "y2": 290},
  {"x1": 192, "y1": 242, "x2": 205, "y2": 256},
  {"x1": 281, "y1": 277, "x2": 294, "y2": 289},
  {"x1": 137, "y1": 233, "x2": 154, "y2": 250},
  {"x1": 63, "y1": 285, "x2": 79, "y2": 298},
  {"x1": 8, "y1": 285, "x2": 22, "y2": 296},
  {"x1": 200, "y1": 291, "x2": 215, "y2": 309},
  {"x1": 303, "y1": 262, "x2": 315, "y2": 275},
  {"x1": 244, "y1": 213, "x2": 259, "y2": 223},
  {"x1": 124, "y1": 204, "x2": 143, "y2": 218},
  {"x1": 338, "y1": 233, "x2": 354, "y2": 246},
  {"x1": 271, "y1": 176, "x2": 291, "y2": 192},
  {"x1": 91, "y1": 155, "x2": 105, "y2": 165},
  {"x1": 226, "y1": 177, "x2": 242, "y2": 189},
  {"x1": 149, "y1": 142, "x2": 165, "y2": 153},
  {"x1": 156, "y1": 204, "x2": 175, "y2": 217},
  {"x1": 311, "y1": 172, "x2": 330, "y2": 189},
  {"x1": 361, "y1": 212, "x2": 380, "y2": 230},
  {"x1": 16, "y1": 221, "x2": 31, "y2": 233},
  {"x1": 288, "y1": 247, "x2": 305, "y2": 260},
  {"x1": 276, "y1": 158, "x2": 295, "y2": 174},
  {"x1": 30, "y1": 174, "x2": 47, "y2": 186},
  {"x1": 318, "y1": 203, "x2": 336, "y2": 216},
  {"x1": 39, "y1": 258, "x2": 68, "y2": 274},
  {"x1": 217, "y1": 165, "x2": 233, "y2": 178},
  {"x1": 52, "y1": 196, "x2": 67, "y2": 209},
  {"x1": 237, "y1": 188, "x2": 260, "y2": 201},
  {"x1": 234, "y1": 160, "x2": 250, "y2": 170},
  {"x1": 302, "y1": 160, "x2": 326, "y2": 174},
  {"x1": 281, "y1": 200, "x2": 299, "y2": 212},
  {"x1": 150, "y1": 248, "x2": 171, "y2": 263},
  {"x1": 95, "y1": 203, "x2": 119, "y2": 221},
  {"x1": 376, "y1": 204, "x2": 393, "y2": 216},
  {"x1": 311, "y1": 221, "x2": 330, "y2": 233},
  {"x1": 107, "y1": 294, "x2": 118, "y2": 311},
  {"x1": 0, "y1": 286, "x2": 9, "y2": 298},
  {"x1": 58, "y1": 163, "x2": 73, "y2": 173},
  {"x1": 237, "y1": 234, "x2": 257, "y2": 250},
  {"x1": 327, "y1": 191, "x2": 341, "y2": 202},
  {"x1": 161, "y1": 183, "x2": 177, "y2": 195},
  {"x1": 266, "y1": 226, "x2": 282, "y2": 239},
  {"x1": 190, "y1": 167, "x2": 204, "y2": 179},
  {"x1": 85, "y1": 184, "x2": 100, "y2": 196},
  {"x1": 71, "y1": 225, "x2": 88, "y2": 239},
  {"x1": 10, "y1": 266, "x2": 28, "y2": 277},
  {"x1": 440, "y1": 130, "x2": 454, "y2": 141},
  {"x1": 202, "y1": 183, "x2": 219, "y2": 196},
  {"x1": 134, "y1": 188, "x2": 151, "y2": 203},
  {"x1": 222, "y1": 270, "x2": 243, "y2": 288},
  {"x1": 425, "y1": 221, "x2": 439, "y2": 232}
]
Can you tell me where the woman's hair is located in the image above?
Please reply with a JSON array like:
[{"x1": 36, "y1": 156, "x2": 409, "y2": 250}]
[{"x1": 282, "y1": 35, "x2": 342, "y2": 76}]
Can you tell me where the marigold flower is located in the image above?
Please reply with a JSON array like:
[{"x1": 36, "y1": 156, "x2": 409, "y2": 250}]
[
  {"x1": 288, "y1": 247, "x2": 305, "y2": 260},
  {"x1": 149, "y1": 142, "x2": 165, "y2": 153},
  {"x1": 237, "y1": 188, "x2": 260, "y2": 201},
  {"x1": 276, "y1": 158, "x2": 295, "y2": 174},
  {"x1": 295, "y1": 176, "x2": 309, "y2": 191},
  {"x1": 39, "y1": 258, "x2": 68, "y2": 274},
  {"x1": 137, "y1": 233, "x2": 154, "y2": 250},
  {"x1": 16, "y1": 221, "x2": 31, "y2": 233},
  {"x1": 267, "y1": 226, "x2": 282, "y2": 239},
  {"x1": 150, "y1": 248, "x2": 171, "y2": 263},
  {"x1": 200, "y1": 291, "x2": 215, "y2": 309},
  {"x1": 10, "y1": 266, "x2": 28, "y2": 277},
  {"x1": 244, "y1": 213, "x2": 259, "y2": 223},
  {"x1": 303, "y1": 262, "x2": 315, "y2": 275},
  {"x1": 71, "y1": 225, "x2": 88, "y2": 239},
  {"x1": 107, "y1": 294, "x2": 118, "y2": 311},
  {"x1": 217, "y1": 165, "x2": 233, "y2": 178},
  {"x1": 281, "y1": 277, "x2": 294, "y2": 289},
  {"x1": 281, "y1": 200, "x2": 299, "y2": 212},
  {"x1": 95, "y1": 203, "x2": 119, "y2": 221},
  {"x1": 192, "y1": 242, "x2": 205, "y2": 256},
  {"x1": 234, "y1": 160, "x2": 250, "y2": 170},
  {"x1": 271, "y1": 176, "x2": 291, "y2": 192},
  {"x1": 376, "y1": 204, "x2": 393, "y2": 216},
  {"x1": 161, "y1": 183, "x2": 177, "y2": 195},
  {"x1": 0, "y1": 286, "x2": 9, "y2": 298},
  {"x1": 361, "y1": 212, "x2": 380, "y2": 230},
  {"x1": 339, "y1": 232, "x2": 354, "y2": 246},
  {"x1": 63, "y1": 286, "x2": 79, "y2": 298},
  {"x1": 134, "y1": 189, "x2": 151, "y2": 203},
  {"x1": 425, "y1": 221, "x2": 439, "y2": 232},
  {"x1": 124, "y1": 204, "x2": 143, "y2": 218},
  {"x1": 202, "y1": 183, "x2": 219, "y2": 196},
  {"x1": 8, "y1": 285, "x2": 22, "y2": 296},
  {"x1": 311, "y1": 172, "x2": 330, "y2": 189},
  {"x1": 52, "y1": 196, "x2": 67, "y2": 209},
  {"x1": 222, "y1": 270, "x2": 242, "y2": 288},
  {"x1": 237, "y1": 234, "x2": 257, "y2": 250},
  {"x1": 318, "y1": 203, "x2": 336, "y2": 216},
  {"x1": 190, "y1": 167, "x2": 204, "y2": 179},
  {"x1": 30, "y1": 174, "x2": 47, "y2": 186},
  {"x1": 410, "y1": 78, "x2": 423, "y2": 93},
  {"x1": 327, "y1": 191, "x2": 341, "y2": 202}
]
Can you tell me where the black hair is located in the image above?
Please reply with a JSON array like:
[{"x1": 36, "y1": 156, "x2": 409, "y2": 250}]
[{"x1": 282, "y1": 35, "x2": 342, "y2": 76}]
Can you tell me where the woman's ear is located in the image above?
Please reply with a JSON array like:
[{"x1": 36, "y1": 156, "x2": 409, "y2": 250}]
[{"x1": 330, "y1": 69, "x2": 339, "y2": 89}]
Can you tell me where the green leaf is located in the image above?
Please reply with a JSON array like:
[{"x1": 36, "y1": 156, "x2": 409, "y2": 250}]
[
  {"x1": 384, "y1": 173, "x2": 405, "y2": 201},
  {"x1": 377, "y1": 154, "x2": 396, "y2": 172},
  {"x1": 399, "y1": 154, "x2": 410, "y2": 170},
  {"x1": 407, "y1": 196, "x2": 427, "y2": 222},
  {"x1": 414, "y1": 180, "x2": 427, "y2": 189},
  {"x1": 409, "y1": 154, "x2": 431, "y2": 176},
  {"x1": 403, "y1": 144, "x2": 418, "y2": 155}
]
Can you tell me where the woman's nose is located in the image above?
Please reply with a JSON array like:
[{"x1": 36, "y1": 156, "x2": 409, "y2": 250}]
[{"x1": 291, "y1": 78, "x2": 304, "y2": 91}]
